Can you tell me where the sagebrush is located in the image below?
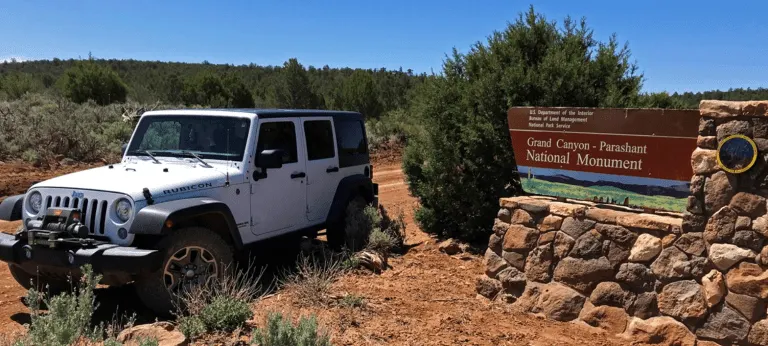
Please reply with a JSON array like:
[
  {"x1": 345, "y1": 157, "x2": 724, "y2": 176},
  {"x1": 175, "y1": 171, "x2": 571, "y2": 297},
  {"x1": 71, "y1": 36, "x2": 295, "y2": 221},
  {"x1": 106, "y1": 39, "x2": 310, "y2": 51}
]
[{"x1": 251, "y1": 312, "x2": 331, "y2": 346}]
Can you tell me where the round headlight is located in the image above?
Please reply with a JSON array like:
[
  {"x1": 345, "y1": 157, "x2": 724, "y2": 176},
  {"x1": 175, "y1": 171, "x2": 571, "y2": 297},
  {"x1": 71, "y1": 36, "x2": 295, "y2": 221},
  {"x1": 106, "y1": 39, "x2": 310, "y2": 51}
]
[
  {"x1": 27, "y1": 192, "x2": 42, "y2": 214},
  {"x1": 115, "y1": 199, "x2": 132, "y2": 223}
]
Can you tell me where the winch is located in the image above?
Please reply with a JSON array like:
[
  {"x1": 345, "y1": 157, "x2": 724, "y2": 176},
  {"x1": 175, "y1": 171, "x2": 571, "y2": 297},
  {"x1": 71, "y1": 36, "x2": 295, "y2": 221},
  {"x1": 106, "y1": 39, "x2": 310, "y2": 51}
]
[{"x1": 22, "y1": 207, "x2": 106, "y2": 249}]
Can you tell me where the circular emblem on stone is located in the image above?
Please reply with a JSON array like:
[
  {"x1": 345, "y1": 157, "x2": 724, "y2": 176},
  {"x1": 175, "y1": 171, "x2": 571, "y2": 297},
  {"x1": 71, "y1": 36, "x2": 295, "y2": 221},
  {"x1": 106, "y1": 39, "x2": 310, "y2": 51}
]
[{"x1": 717, "y1": 134, "x2": 758, "y2": 174}]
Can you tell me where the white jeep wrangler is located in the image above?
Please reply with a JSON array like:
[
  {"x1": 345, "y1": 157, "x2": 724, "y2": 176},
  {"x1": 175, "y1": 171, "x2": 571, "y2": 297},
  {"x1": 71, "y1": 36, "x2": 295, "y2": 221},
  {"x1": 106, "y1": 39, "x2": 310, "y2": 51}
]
[{"x1": 0, "y1": 109, "x2": 378, "y2": 314}]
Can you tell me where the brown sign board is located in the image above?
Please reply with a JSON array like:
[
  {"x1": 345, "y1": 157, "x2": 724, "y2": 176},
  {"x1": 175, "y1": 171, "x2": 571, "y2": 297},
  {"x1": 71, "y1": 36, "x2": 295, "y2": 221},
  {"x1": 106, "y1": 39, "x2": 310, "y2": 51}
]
[{"x1": 508, "y1": 107, "x2": 700, "y2": 212}]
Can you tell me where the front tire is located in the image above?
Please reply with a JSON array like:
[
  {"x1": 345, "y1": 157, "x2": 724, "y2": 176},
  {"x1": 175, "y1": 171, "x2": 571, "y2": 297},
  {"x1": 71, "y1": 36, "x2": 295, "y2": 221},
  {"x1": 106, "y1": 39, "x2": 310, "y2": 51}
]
[
  {"x1": 8, "y1": 264, "x2": 72, "y2": 295},
  {"x1": 134, "y1": 227, "x2": 233, "y2": 316}
]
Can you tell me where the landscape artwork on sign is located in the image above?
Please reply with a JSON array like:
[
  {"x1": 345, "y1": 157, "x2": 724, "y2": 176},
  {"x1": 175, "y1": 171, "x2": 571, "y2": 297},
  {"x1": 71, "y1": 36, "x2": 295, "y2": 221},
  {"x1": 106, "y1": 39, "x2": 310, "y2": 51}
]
[{"x1": 507, "y1": 107, "x2": 701, "y2": 212}]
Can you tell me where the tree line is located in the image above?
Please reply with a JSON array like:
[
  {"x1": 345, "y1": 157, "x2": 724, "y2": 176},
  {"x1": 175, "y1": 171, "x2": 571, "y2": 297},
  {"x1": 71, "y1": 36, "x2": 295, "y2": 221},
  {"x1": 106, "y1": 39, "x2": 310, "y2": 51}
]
[{"x1": 0, "y1": 56, "x2": 427, "y2": 119}]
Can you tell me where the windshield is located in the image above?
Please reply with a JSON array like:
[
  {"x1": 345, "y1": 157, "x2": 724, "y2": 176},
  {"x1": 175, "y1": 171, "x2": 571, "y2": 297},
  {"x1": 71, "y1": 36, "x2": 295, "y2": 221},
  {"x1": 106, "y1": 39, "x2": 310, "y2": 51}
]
[{"x1": 127, "y1": 115, "x2": 251, "y2": 161}]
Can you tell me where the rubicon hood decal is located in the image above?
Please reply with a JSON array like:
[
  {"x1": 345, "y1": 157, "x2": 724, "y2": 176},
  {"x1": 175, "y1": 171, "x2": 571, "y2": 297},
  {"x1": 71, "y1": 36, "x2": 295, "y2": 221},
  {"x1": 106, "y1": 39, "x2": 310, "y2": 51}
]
[{"x1": 163, "y1": 182, "x2": 214, "y2": 195}]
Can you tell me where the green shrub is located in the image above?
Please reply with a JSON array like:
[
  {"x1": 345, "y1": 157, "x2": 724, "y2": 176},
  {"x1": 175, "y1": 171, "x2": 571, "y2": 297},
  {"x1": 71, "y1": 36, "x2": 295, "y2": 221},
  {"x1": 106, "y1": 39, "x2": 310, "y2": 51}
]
[
  {"x1": 137, "y1": 337, "x2": 160, "y2": 346},
  {"x1": 0, "y1": 72, "x2": 36, "y2": 100},
  {"x1": 403, "y1": 7, "x2": 643, "y2": 241},
  {"x1": 0, "y1": 93, "x2": 176, "y2": 163},
  {"x1": 200, "y1": 295, "x2": 253, "y2": 332},
  {"x1": 17, "y1": 265, "x2": 98, "y2": 346},
  {"x1": 59, "y1": 60, "x2": 128, "y2": 105},
  {"x1": 178, "y1": 315, "x2": 207, "y2": 339},
  {"x1": 366, "y1": 228, "x2": 396, "y2": 254},
  {"x1": 339, "y1": 294, "x2": 365, "y2": 308},
  {"x1": 251, "y1": 312, "x2": 331, "y2": 346},
  {"x1": 175, "y1": 263, "x2": 263, "y2": 337}
]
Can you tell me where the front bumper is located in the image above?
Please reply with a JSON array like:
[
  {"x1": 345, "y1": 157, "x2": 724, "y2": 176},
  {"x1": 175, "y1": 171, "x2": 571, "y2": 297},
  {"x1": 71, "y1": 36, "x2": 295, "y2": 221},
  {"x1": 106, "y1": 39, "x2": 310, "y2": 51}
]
[{"x1": 0, "y1": 232, "x2": 162, "y2": 276}]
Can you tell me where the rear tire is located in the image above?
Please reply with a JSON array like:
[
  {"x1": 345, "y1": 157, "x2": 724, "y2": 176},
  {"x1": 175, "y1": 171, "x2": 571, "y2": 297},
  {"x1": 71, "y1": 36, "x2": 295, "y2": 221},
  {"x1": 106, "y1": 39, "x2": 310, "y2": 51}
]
[
  {"x1": 327, "y1": 195, "x2": 369, "y2": 251},
  {"x1": 134, "y1": 227, "x2": 233, "y2": 317}
]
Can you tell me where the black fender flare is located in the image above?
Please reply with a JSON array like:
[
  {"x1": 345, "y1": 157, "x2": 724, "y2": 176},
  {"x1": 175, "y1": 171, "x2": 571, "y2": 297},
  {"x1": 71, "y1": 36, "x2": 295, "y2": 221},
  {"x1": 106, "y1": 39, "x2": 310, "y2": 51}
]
[
  {"x1": 0, "y1": 195, "x2": 24, "y2": 222},
  {"x1": 326, "y1": 174, "x2": 374, "y2": 224},
  {"x1": 129, "y1": 198, "x2": 243, "y2": 249}
]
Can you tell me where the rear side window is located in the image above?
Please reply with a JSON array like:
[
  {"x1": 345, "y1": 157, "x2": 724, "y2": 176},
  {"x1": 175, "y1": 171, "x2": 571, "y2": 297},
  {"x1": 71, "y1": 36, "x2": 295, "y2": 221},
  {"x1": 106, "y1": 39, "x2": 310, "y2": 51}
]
[
  {"x1": 304, "y1": 120, "x2": 336, "y2": 160},
  {"x1": 335, "y1": 119, "x2": 369, "y2": 167}
]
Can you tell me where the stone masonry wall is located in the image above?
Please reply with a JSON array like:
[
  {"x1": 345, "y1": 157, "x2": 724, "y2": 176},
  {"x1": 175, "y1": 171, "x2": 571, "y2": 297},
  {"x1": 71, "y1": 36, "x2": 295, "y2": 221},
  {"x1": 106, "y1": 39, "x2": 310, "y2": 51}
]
[{"x1": 477, "y1": 100, "x2": 768, "y2": 345}]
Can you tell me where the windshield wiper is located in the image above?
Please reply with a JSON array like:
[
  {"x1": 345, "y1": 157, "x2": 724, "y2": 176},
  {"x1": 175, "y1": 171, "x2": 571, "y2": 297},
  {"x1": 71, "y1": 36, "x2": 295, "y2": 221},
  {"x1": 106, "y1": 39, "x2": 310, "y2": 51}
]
[
  {"x1": 128, "y1": 150, "x2": 161, "y2": 164},
  {"x1": 181, "y1": 151, "x2": 212, "y2": 168}
]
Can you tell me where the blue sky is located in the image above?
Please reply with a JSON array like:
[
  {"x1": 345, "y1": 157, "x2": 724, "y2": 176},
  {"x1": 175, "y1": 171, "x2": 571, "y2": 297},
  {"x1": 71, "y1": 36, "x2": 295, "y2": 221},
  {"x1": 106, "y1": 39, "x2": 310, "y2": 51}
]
[{"x1": 1, "y1": 0, "x2": 766, "y2": 93}]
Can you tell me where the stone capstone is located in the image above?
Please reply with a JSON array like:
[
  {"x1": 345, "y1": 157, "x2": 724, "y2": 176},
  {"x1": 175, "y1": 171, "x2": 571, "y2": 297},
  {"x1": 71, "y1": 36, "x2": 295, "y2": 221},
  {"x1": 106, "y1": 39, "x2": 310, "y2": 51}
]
[
  {"x1": 701, "y1": 269, "x2": 726, "y2": 308},
  {"x1": 700, "y1": 100, "x2": 768, "y2": 117},
  {"x1": 616, "y1": 213, "x2": 681, "y2": 233},
  {"x1": 623, "y1": 316, "x2": 696, "y2": 346},
  {"x1": 548, "y1": 202, "x2": 587, "y2": 218},
  {"x1": 704, "y1": 206, "x2": 737, "y2": 244},
  {"x1": 695, "y1": 304, "x2": 751, "y2": 344},
  {"x1": 525, "y1": 244, "x2": 553, "y2": 283},
  {"x1": 628, "y1": 233, "x2": 662, "y2": 262},
  {"x1": 517, "y1": 199, "x2": 550, "y2": 214},
  {"x1": 553, "y1": 256, "x2": 614, "y2": 293},
  {"x1": 657, "y1": 280, "x2": 708, "y2": 322},
  {"x1": 502, "y1": 225, "x2": 539, "y2": 252},
  {"x1": 585, "y1": 208, "x2": 631, "y2": 224},
  {"x1": 708, "y1": 243, "x2": 756, "y2": 271},
  {"x1": 560, "y1": 217, "x2": 596, "y2": 239},
  {"x1": 704, "y1": 172, "x2": 737, "y2": 214},
  {"x1": 726, "y1": 262, "x2": 768, "y2": 299},
  {"x1": 674, "y1": 233, "x2": 706, "y2": 256}
]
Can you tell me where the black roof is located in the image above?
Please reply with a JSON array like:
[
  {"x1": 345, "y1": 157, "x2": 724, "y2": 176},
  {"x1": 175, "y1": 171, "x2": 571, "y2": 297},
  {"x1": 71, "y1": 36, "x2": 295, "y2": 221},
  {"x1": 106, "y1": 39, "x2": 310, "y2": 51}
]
[{"x1": 206, "y1": 108, "x2": 363, "y2": 120}]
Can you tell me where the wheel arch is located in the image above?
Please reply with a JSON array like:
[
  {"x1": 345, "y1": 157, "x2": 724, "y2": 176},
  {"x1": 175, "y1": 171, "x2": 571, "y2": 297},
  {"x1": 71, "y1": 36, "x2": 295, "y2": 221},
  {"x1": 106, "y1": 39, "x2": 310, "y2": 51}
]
[
  {"x1": 0, "y1": 195, "x2": 24, "y2": 222},
  {"x1": 129, "y1": 198, "x2": 244, "y2": 249},
  {"x1": 326, "y1": 174, "x2": 374, "y2": 224}
]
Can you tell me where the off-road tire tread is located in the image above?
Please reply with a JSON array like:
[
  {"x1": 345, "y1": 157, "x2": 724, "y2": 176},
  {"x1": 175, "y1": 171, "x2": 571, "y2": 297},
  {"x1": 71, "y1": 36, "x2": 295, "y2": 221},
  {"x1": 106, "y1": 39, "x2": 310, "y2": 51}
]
[
  {"x1": 327, "y1": 195, "x2": 368, "y2": 251},
  {"x1": 134, "y1": 227, "x2": 233, "y2": 316}
]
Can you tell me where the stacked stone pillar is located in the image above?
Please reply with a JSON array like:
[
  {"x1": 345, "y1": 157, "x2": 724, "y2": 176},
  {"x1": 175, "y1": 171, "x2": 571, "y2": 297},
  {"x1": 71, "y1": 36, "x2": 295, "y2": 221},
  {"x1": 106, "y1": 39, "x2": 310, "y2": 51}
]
[{"x1": 477, "y1": 100, "x2": 768, "y2": 345}]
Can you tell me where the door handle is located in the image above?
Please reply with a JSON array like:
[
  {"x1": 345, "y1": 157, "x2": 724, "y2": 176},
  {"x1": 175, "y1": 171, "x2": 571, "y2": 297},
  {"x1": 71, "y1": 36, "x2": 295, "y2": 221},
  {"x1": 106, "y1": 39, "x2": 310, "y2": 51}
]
[
  {"x1": 291, "y1": 172, "x2": 306, "y2": 179},
  {"x1": 326, "y1": 167, "x2": 339, "y2": 173}
]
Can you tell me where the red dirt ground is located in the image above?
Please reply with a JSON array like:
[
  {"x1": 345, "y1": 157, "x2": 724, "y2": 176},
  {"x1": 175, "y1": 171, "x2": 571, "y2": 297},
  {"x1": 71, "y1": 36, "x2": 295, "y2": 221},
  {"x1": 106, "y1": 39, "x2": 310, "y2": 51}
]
[{"x1": 0, "y1": 155, "x2": 630, "y2": 345}]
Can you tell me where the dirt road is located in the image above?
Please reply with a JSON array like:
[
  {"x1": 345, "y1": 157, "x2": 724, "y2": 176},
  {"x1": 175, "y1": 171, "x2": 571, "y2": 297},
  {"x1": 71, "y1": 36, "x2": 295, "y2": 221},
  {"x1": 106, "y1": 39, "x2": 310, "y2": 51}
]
[{"x1": 0, "y1": 160, "x2": 629, "y2": 345}]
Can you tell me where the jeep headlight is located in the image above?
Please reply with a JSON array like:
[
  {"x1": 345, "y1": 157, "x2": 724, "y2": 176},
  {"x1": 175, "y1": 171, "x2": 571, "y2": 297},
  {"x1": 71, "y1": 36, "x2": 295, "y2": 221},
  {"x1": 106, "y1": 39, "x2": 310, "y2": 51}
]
[
  {"x1": 115, "y1": 198, "x2": 132, "y2": 223},
  {"x1": 27, "y1": 191, "x2": 42, "y2": 214}
]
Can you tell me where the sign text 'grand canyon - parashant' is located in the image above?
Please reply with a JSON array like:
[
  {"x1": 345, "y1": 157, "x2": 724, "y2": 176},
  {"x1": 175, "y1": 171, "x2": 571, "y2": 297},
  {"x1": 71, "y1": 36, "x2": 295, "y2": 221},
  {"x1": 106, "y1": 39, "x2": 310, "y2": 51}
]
[{"x1": 508, "y1": 107, "x2": 700, "y2": 212}]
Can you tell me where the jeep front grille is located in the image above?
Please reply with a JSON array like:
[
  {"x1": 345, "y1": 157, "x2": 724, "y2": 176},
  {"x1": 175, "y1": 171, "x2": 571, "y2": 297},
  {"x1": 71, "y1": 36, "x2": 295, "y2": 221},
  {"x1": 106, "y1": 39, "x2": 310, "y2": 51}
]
[{"x1": 44, "y1": 195, "x2": 108, "y2": 234}]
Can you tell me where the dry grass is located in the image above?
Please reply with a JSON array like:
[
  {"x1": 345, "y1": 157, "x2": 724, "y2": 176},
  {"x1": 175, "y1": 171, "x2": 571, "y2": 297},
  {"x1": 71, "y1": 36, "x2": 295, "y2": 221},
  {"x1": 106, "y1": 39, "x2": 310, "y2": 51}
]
[{"x1": 281, "y1": 252, "x2": 347, "y2": 307}]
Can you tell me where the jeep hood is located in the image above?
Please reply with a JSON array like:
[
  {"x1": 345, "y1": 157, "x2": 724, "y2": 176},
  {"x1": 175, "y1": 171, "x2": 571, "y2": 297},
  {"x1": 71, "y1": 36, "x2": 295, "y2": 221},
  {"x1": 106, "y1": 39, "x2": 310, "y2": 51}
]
[{"x1": 31, "y1": 163, "x2": 229, "y2": 201}]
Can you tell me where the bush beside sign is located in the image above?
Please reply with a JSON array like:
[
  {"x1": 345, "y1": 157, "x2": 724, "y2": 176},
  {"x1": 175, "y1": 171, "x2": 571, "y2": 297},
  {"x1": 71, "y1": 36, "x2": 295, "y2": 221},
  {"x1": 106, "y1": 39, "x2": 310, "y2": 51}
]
[{"x1": 508, "y1": 107, "x2": 700, "y2": 212}]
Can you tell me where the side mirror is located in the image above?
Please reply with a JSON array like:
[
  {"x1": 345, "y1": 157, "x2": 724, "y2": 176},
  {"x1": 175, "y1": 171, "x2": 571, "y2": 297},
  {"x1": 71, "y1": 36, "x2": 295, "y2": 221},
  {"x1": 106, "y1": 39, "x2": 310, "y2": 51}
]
[
  {"x1": 257, "y1": 149, "x2": 284, "y2": 169},
  {"x1": 121, "y1": 143, "x2": 128, "y2": 156}
]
